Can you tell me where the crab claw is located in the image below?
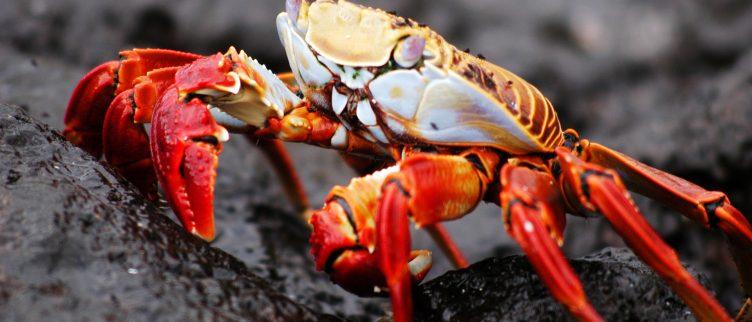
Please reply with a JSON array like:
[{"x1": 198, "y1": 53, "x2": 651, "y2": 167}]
[
  {"x1": 150, "y1": 86, "x2": 228, "y2": 241},
  {"x1": 310, "y1": 200, "x2": 432, "y2": 297}
]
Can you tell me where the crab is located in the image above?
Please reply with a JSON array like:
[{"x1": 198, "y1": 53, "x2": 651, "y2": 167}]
[{"x1": 62, "y1": 0, "x2": 752, "y2": 321}]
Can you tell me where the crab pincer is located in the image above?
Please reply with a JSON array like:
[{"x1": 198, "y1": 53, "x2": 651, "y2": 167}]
[
  {"x1": 149, "y1": 53, "x2": 241, "y2": 241},
  {"x1": 150, "y1": 84, "x2": 228, "y2": 241}
]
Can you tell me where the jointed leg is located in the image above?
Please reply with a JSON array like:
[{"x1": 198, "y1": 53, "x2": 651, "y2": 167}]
[
  {"x1": 309, "y1": 165, "x2": 432, "y2": 297},
  {"x1": 252, "y1": 137, "x2": 310, "y2": 214},
  {"x1": 557, "y1": 148, "x2": 730, "y2": 321},
  {"x1": 424, "y1": 224, "x2": 469, "y2": 268},
  {"x1": 310, "y1": 150, "x2": 498, "y2": 322},
  {"x1": 64, "y1": 49, "x2": 201, "y2": 157},
  {"x1": 500, "y1": 163, "x2": 602, "y2": 321},
  {"x1": 339, "y1": 153, "x2": 469, "y2": 268},
  {"x1": 376, "y1": 150, "x2": 499, "y2": 322},
  {"x1": 583, "y1": 141, "x2": 752, "y2": 302}
]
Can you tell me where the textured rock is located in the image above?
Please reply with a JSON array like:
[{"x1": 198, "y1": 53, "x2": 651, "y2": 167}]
[
  {"x1": 0, "y1": 103, "x2": 339, "y2": 321},
  {"x1": 0, "y1": 46, "x2": 387, "y2": 321},
  {"x1": 1, "y1": 0, "x2": 752, "y2": 319},
  {"x1": 414, "y1": 248, "x2": 702, "y2": 321}
]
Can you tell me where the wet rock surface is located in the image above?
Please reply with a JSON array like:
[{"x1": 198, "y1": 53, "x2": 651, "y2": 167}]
[
  {"x1": 0, "y1": 103, "x2": 341, "y2": 321},
  {"x1": 1, "y1": 0, "x2": 752, "y2": 320},
  {"x1": 414, "y1": 248, "x2": 702, "y2": 322}
]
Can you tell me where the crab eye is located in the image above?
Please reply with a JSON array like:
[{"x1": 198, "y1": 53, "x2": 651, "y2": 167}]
[
  {"x1": 286, "y1": 0, "x2": 301, "y2": 23},
  {"x1": 394, "y1": 35, "x2": 425, "y2": 68}
]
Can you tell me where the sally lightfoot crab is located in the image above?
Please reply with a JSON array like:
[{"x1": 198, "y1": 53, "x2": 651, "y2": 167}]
[{"x1": 63, "y1": 0, "x2": 752, "y2": 321}]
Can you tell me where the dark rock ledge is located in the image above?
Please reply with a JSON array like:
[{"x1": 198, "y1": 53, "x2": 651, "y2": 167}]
[
  {"x1": 0, "y1": 103, "x2": 339, "y2": 321},
  {"x1": 415, "y1": 247, "x2": 706, "y2": 322}
]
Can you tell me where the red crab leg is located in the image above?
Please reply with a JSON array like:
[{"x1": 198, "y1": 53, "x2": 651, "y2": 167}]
[
  {"x1": 101, "y1": 67, "x2": 182, "y2": 198},
  {"x1": 338, "y1": 153, "x2": 469, "y2": 269},
  {"x1": 252, "y1": 137, "x2": 310, "y2": 213},
  {"x1": 64, "y1": 61, "x2": 119, "y2": 156},
  {"x1": 377, "y1": 181, "x2": 414, "y2": 322},
  {"x1": 150, "y1": 86, "x2": 227, "y2": 241},
  {"x1": 115, "y1": 49, "x2": 202, "y2": 94},
  {"x1": 309, "y1": 165, "x2": 432, "y2": 297},
  {"x1": 376, "y1": 151, "x2": 499, "y2": 322},
  {"x1": 101, "y1": 90, "x2": 155, "y2": 197},
  {"x1": 583, "y1": 141, "x2": 752, "y2": 300},
  {"x1": 556, "y1": 148, "x2": 730, "y2": 322},
  {"x1": 500, "y1": 164, "x2": 601, "y2": 321},
  {"x1": 424, "y1": 224, "x2": 469, "y2": 268},
  {"x1": 64, "y1": 49, "x2": 200, "y2": 157}
]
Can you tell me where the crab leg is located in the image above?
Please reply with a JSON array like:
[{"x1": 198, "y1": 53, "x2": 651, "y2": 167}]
[
  {"x1": 101, "y1": 89, "x2": 155, "y2": 197},
  {"x1": 101, "y1": 67, "x2": 183, "y2": 198},
  {"x1": 64, "y1": 62, "x2": 119, "y2": 156},
  {"x1": 309, "y1": 165, "x2": 432, "y2": 297},
  {"x1": 556, "y1": 148, "x2": 731, "y2": 322},
  {"x1": 500, "y1": 164, "x2": 601, "y2": 321},
  {"x1": 375, "y1": 150, "x2": 499, "y2": 322},
  {"x1": 582, "y1": 141, "x2": 752, "y2": 302},
  {"x1": 338, "y1": 153, "x2": 469, "y2": 268},
  {"x1": 424, "y1": 224, "x2": 469, "y2": 269},
  {"x1": 253, "y1": 137, "x2": 310, "y2": 213},
  {"x1": 64, "y1": 49, "x2": 200, "y2": 157},
  {"x1": 377, "y1": 181, "x2": 415, "y2": 322}
]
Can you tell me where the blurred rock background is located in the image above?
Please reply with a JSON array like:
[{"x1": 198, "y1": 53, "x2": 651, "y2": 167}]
[{"x1": 1, "y1": 0, "x2": 751, "y2": 319}]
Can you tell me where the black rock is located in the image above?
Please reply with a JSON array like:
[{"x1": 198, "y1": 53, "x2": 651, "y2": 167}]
[
  {"x1": 0, "y1": 46, "x2": 387, "y2": 321},
  {"x1": 0, "y1": 103, "x2": 339, "y2": 321},
  {"x1": 414, "y1": 248, "x2": 704, "y2": 322}
]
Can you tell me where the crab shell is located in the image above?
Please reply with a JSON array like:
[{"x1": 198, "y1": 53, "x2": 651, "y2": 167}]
[{"x1": 278, "y1": 0, "x2": 563, "y2": 154}]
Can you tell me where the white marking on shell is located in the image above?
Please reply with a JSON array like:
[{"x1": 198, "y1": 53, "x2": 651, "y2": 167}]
[
  {"x1": 340, "y1": 66, "x2": 374, "y2": 89},
  {"x1": 356, "y1": 99, "x2": 377, "y2": 126},
  {"x1": 421, "y1": 62, "x2": 446, "y2": 81},
  {"x1": 369, "y1": 69, "x2": 425, "y2": 119},
  {"x1": 277, "y1": 13, "x2": 332, "y2": 87},
  {"x1": 317, "y1": 55, "x2": 342, "y2": 74},
  {"x1": 331, "y1": 88, "x2": 348, "y2": 115},
  {"x1": 330, "y1": 125, "x2": 347, "y2": 148},
  {"x1": 412, "y1": 71, "x2": 538, "y2": 151},
  {"x1": 384, "y1": 116, "x2": 406, "y2": 135},
  {"x1": 212, "y1": 72, "x2": 241, "y2": 94},
  {"x1": 277, "y1": 13, "x2": 302, "y2": 84},
  {"x1": 367, "y1": 125, "x2": 389, "y2": 143}
]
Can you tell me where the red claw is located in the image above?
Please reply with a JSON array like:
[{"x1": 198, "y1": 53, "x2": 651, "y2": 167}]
[
  {"x1": 150, "y1": 86, "x2": 227, "y2": 241},
  {"x1": 102, "y1": 90, "x2": 156, "y2": 198},
  {"x1": 309, "y1": 200, "x2": 431, "y2": 297},
  {"x1": 174, "y1": 53, "x2": 238, "y2": 96}
]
